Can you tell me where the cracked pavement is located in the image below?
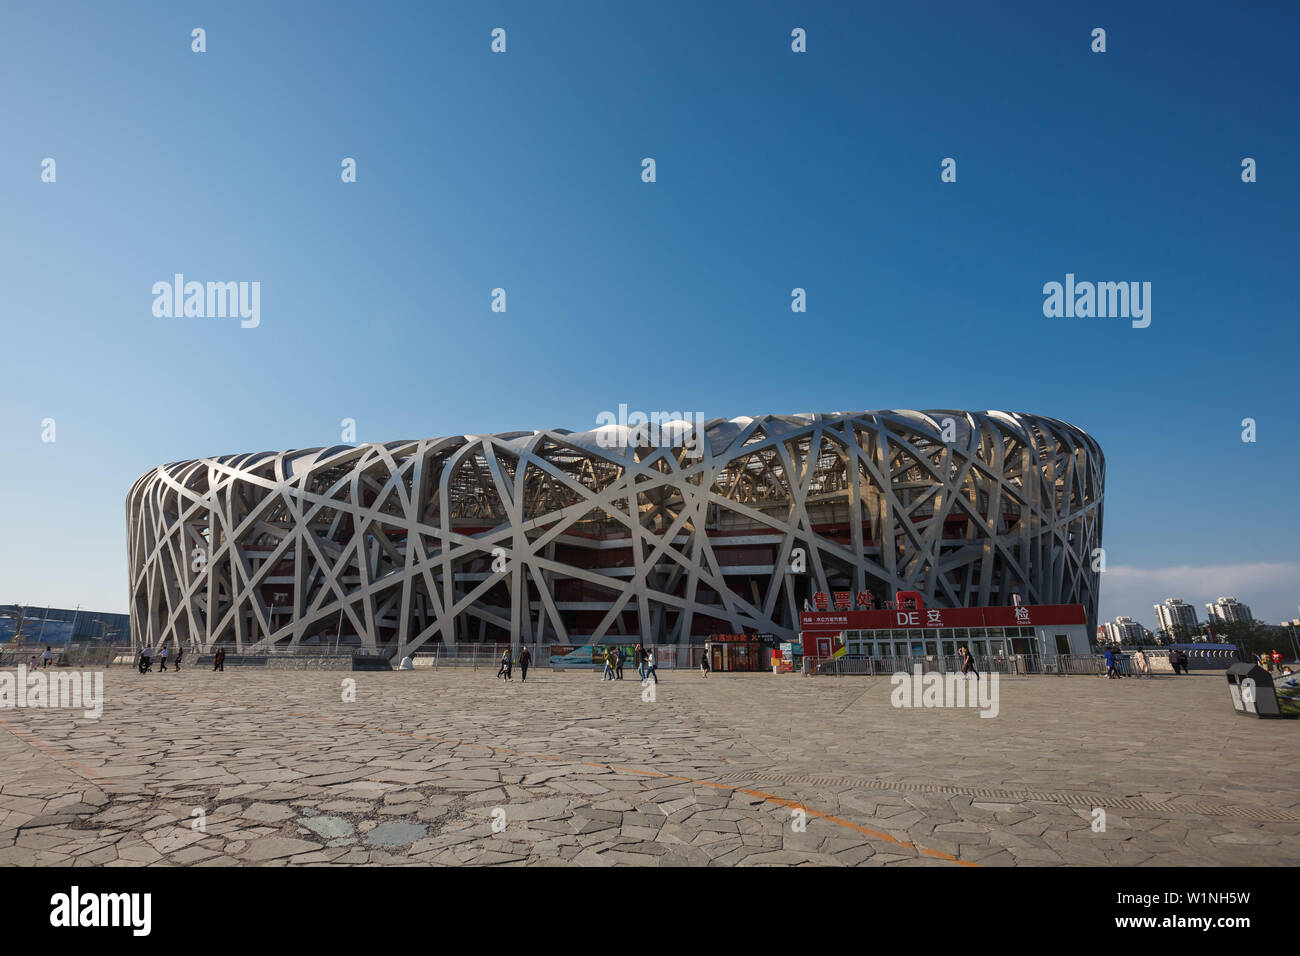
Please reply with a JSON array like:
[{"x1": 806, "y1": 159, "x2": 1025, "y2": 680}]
[{"x1": 0, "y1": 667, "x2": 1295, "y2": 866}]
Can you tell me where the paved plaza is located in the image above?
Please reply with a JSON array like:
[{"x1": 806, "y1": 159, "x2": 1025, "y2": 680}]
[{"x1": 0, "y1": 666, "x2": 1295, "y2": 866}]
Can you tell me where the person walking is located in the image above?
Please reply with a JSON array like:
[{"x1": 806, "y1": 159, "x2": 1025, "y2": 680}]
[
  {"x1": 634, "y1": 643, "x2": 646, "y2": 680},
  {"x1": 518, "y1": 645, "x2": 531, "y2": 682},
  {"x1": 1104, "y1": 647, "x2": 1121, "y2": 679},
  {"x1": 700, "y1": 650, "x2": 710, "y2": 678},
  {"x1": 497, "y1": 646, "x2": 513, "y2": 681},
  {"x1": 213, "y1": 647, "x2": 224, "y2": 672},
  {"x1": 41, "y1": 646, "x2": 53, "y2": 670},
  {"x1": 1132, "y1": 648, "x2": 1150, "y2": 678},
  {"x1": 643, "y1": 647, "x2": 658, "y2": 684},
  {"x1": 601, "y1": 648, "x2": 614, "y2": 681},
  {"x1": 158, "y1": 644, "x2": 169, "y2": 672},
  {"x1": 174, "y1": 646, "x2": 183, "y2": 672},
  {"x1": 959, "y1": 645, "x2": 979, "y2": 679},
  {"x1": 615, "y1": 646, "x2": 626, "y2": 680}
]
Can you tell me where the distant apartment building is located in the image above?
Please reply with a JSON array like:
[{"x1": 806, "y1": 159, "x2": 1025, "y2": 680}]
[
  {"x1": 1205, "y1": 596, "x2": 1252, "y2": 623},
  {"x1": 1154, "y1": 598, "x2": 1199, "y2": 639},
  {"x1": 1102, "y1": 615, "x2": 1147, "y2": 644}
]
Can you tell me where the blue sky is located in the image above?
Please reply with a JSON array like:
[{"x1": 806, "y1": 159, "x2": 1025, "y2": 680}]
[{"x1": 1, "y1": 1, "x2": 1297, "y2": 631}]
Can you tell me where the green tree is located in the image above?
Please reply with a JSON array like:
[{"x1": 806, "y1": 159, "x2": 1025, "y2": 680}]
[{"x1": 1200, "y1": 618, "x2": 1279, "y2": 660}]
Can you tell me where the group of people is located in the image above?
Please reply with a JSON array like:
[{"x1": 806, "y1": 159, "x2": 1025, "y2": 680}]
[
  {"x1": 599, "y1": 644, "x2": 661, "y2": 683},
  {"x1": 1260, "y1": 649, "x2": 1287, "y2": 673},
  {"x1": 599, "y1": 646, "x2": 625, "y2": 680},
  {"x1": 493, "y1": 644, "x2": 675, "y2": 683},
  {"x1": 496, "y1": 645, "x2": 531, "y2": 681},
  {"x1": 135, "y1": 645, "x2": 225, "y2": 672},
  {"x1": 1104, "y1": 647, "x2": 1189, "y2": 678},
  {"x1": 137, "y1": 644, "x2": 184, "y2": 673},
  {"x1": 25, "y1": 647, "x2": 54, "y2": 670}
]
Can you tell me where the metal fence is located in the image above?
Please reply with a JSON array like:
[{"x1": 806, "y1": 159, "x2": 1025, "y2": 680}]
[
  {"x1": 0, "y1": 642, "x2": 716, "y2": 670},
  {"x1": 413, "y1": 644, "x2": 709, "y2": 671},
  {"x1": 3, "y1": 642, "x2": 1230, "y2": 678},
  {"x1": 804, "y1": 651, "x2": 1205, "y2": 677},
  {"x1": 414, "y1": 644, "x2": 554, "y2": 670},
  {"x1": 0, "y1": 643, "x2": 136, "y2": 668},
  {"x1": 188, "y1": 643, "x2": 383, "y2": 657}
]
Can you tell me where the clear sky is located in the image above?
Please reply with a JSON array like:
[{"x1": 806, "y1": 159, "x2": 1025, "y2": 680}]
[{"x1": 1, "y1": 1, "x2": 1297, "y2": 632}]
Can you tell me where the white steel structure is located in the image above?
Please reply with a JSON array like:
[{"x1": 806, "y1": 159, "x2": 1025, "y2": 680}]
[{"x1": 126, "y1": 409, "x2": 1105, "y2": 655}]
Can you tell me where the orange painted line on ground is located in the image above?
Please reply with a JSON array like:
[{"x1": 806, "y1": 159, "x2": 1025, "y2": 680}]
[
  {"x1": 125, "y1": 688, "x2": 978, "y2": 866},
  {"x1": 290, "y1": 709, "x2": 978, "y2": 866},
  {"x1": 0, "y1": 715, "x2": 103, "y2": 782}
]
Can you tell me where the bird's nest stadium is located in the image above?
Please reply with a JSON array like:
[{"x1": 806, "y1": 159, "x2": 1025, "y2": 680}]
[{"x1": 126, "y1": 409, "x2": 1104, "y2": 655}]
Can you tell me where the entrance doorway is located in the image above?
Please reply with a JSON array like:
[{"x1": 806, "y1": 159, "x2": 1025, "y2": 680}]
[{"x1": 709, "y1": 637, "x2": 767, "y2": 672}]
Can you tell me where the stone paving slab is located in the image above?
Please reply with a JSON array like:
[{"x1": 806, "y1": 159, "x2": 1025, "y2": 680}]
[{"x1": 0, "y1": 668, "x2": 1295, "y2": 866}]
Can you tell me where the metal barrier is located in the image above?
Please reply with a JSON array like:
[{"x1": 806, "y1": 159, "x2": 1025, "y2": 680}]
[
  {"x1": 415, "y1": 645, "x2": 554, "y2": 670},
  {"x1": 8, "y1": 641, "x2": 1218, "y2": 678},
  {"x1": 0, "y1": 643, "x2": 136, "y2": 668},
  {"x1": 804, "y1": 653, "x2": 1167, "y2": 677}
]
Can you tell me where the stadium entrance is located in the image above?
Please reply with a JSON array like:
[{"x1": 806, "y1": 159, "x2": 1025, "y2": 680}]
[
  {"x1": 706, "y1": 634, "x2": 768, "y2": 672},
  {"x1": 799, "y1": 593, "x2": 1090, "y2": 664}
]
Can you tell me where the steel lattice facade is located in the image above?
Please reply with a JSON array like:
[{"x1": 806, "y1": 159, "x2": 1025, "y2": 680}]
[{"x1": 126, "y1": 410, "x2": 1104, "y2": 654}]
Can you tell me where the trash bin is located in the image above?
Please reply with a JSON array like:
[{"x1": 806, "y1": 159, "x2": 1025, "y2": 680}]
[{"x1": 1225, "y1": 663, "x2": 1296, "y2": 719}]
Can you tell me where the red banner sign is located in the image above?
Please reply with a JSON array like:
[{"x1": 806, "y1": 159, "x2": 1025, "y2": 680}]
[{"x1": 800, "y1": 603, "x2": 1085, "y2": 632}]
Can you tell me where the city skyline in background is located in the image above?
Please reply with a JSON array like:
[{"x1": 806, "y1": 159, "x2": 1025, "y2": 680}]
[{"x1": 1, "y1": 1, "x2": 1297, "y2": 630}]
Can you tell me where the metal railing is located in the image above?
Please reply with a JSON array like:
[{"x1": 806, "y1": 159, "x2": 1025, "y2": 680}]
[
  {"x1": 0, "y1": 643, "x2": 136, "y2": 668},
  {"x1": 415, "y1": 644, "x2": 710, "y2": 671},
  {"x1": 2, "y1": 642, "x2": 1227, "y2": 679},
  {"x1": 804, "y1": 653, "x2": 1167, "y2": 677},
  {"x1": 414, "y1": 644, "x2": 553, "y2": 670}
]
